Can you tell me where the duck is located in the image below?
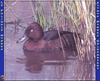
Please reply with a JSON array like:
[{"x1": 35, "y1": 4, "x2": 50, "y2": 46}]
[{"x1": 22, "y1": 22, "x2": 80, "y2": 73}]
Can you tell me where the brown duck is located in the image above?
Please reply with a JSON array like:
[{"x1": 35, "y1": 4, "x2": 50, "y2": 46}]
[{"x1": 22, "y1": 22, "x2": 80, "y2": 73}]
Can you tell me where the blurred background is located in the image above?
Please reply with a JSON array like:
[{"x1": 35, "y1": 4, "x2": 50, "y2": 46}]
[{"x1": 4, "y1": 0, "x2": 95, "y2": 80}]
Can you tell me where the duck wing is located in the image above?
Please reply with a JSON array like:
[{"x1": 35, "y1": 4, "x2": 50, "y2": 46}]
[
  {"x1": 43, "y1": 30, "x2": 59, "y2": 41},
  {"x1": 43, "y1": 30, "x2": 70, "y2": 41}
]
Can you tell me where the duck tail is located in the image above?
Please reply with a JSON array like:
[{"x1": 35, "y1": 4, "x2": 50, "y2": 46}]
[{"x1": 60, "y1": 31, "x2": 81, "y2": 57}]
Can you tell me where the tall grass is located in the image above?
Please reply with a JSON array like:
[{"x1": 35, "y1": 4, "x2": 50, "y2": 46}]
[
  {"x1": 32, "y1": 0, "x2": 95, "y2": 80},
  {"x1": 5, "y1": 0, "x2": 95, "y2": 80}
]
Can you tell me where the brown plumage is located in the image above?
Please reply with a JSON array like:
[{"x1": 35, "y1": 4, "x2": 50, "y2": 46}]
[{"x1": 23, "y1": 22, "x2": 80, "y2": 73}]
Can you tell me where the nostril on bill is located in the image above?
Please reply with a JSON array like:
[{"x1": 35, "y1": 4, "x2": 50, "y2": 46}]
[{"x1": 16, "y1": 35, "x2": 27, "y2": 43}]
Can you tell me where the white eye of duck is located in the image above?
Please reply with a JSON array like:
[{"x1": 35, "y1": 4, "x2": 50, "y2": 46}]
[{"x1": 30, "y1": 29, "x2": 34, "y2": 32}]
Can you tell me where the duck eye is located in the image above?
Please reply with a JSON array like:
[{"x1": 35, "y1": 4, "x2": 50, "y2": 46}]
[{"x1": 30, "y1": 29, "x2": 34, "y2": 32}]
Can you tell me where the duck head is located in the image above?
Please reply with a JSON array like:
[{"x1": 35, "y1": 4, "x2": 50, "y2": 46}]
[{"x1": 25, "y1": 22, "x2": 44, "y2": 42}]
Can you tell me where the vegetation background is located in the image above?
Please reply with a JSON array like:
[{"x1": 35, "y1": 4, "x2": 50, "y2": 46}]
[{"x1": 5, "y1": 0, "x2": 95, "y2": 80}]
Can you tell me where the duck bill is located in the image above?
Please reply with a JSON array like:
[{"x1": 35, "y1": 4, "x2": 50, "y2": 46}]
[{"x1": 16, "y1": 35, "x2": 27, "y2": 43}]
